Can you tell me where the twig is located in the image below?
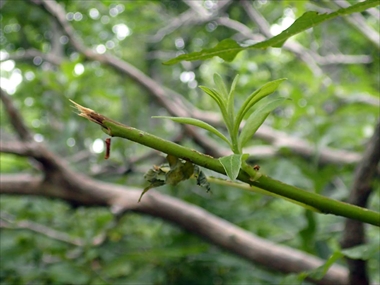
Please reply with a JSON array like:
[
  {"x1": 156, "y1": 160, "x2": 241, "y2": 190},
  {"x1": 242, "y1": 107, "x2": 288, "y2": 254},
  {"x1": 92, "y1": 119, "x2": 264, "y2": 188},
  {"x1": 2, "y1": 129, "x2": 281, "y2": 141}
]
[
  {"x1": 148, "y1": 9, "x2": 196, "y2": 43},
  {"x1": 70, "y1": 100, "x2": 380, "y2": 226},
  {"x1": 0, "y1": 212, "x2": 84, "y2": 246},
  {"x1": 0, "y1": 212, "x2": 109, "y2": 247},
  {"x1": 240, "y1": 0, "x2": 329, "y2": 82},
  {"x1": 0, "y1": 48, "x2": 62, "y2": 65},
  {"x1": 332, "y1": 0, "x2": 380, "y2": 48},
  {"x1": 0, "y1": 88, "x2": 33, "y2": 141}
]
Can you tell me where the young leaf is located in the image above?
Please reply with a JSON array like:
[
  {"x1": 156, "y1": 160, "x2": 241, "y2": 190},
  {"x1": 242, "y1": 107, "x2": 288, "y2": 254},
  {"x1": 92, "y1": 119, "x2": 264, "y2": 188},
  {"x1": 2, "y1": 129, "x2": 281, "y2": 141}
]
[
  {"x1": 235, "y1": 78, "x2": 286, "y2": 131},
  {"x1": 219, "y1": 154, "x2": 243, "y2": 181},
  {"x1": 199, "y1": 85, "x2": 232, "y2": 132},
  {"x1": 238, "y1": 98, "x2": 288, "y2": 150},
  {"x1": 213, "y1": 73, "x2": 228, "y2": 101},
  {"x1": 227, "y1": 74, "x2": 239, "y2": 127},
  {"x1": 198, "y1": 85, "x2": 225, "y2": 109},
  {"x1": 152, "y1": 116, "x2": 232, "y2": 148},
  {"x1": 307, "y1": 252, "x2": 344, "y2": 280}
]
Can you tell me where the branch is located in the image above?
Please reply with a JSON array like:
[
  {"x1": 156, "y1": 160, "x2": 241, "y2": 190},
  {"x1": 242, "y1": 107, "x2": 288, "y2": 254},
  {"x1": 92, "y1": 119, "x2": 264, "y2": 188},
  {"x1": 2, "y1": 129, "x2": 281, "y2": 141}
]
[
  {"x1": 313, "y1": 53, "x2": 372, "y2": 65},
  {"x1": 332, "y1": 0, "x2": 380, "y2": 48},
  {"x1": 0, "y1": 211, "x2": 110, "y2": 247},
  {"x1": 149, "y1": 0, "x2": 232, "y2": 42},
  {"x1": 0, "y1": 173, "x2": 348, "y2": 285},
  {"x1": 148, "y1": 9, "x2": 196, "y2": 43},
  {"x1": 70, "y1": 100, "x2": 380, "y2": 227},
  {"x1": 0, "y1": 48, "x2": 62, "y2": 65},
  {"x1": 336, "y1": 93, "x2": 380, "y2": 107},
  {"x1": 250, "y1": 125, "x2": 363, "y2": 165},
  {"x1": 0, "y1": 212, "x2": 84, "y2": 246},
  {"x1": 0, "y1": 88, "x2": 33, "y2": 141},
  {"x1": 341, "y1": 119, "x2": 380, "y2": 285}
]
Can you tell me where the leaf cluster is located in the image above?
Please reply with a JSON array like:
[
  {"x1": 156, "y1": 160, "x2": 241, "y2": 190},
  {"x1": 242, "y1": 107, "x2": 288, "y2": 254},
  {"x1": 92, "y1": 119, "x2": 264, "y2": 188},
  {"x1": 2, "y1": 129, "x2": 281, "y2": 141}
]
[{"x1": 154, "y1": 74, "x2": 287, "y2": 180}]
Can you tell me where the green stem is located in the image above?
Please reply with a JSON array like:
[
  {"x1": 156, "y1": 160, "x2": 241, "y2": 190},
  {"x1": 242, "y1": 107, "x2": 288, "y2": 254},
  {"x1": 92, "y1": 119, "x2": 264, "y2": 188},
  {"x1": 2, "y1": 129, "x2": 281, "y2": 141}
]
[
  {"x1": 207, "y1": 177, "x2": 320, "y2": 213},
  {"x1": 71, "y1": 100, "x2": 380, "y2": 227},
  {"x1": 230, "y1": 133, "x2": 240, "y2": 154}
]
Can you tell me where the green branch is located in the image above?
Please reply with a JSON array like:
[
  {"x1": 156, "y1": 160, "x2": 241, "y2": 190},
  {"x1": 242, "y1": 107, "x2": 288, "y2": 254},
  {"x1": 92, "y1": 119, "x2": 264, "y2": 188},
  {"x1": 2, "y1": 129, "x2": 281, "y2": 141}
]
[{"x1": 70, "y1": 100, "x2": 380, "y2": 227}]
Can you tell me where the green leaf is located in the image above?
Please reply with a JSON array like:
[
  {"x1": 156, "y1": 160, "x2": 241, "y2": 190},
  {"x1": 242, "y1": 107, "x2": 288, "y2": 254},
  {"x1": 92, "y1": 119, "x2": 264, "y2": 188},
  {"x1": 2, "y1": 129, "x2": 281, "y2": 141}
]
[
  {"x1": 341, "y1": 243, "x2": 380, "y2": 260},
  {"x1": 307, "y1": 252, "x2": 344, "y2": 280},
  {"x1": 163, "y1": 38, "x2": 242, "y2": 65},
  {"x1": 227, "y1": 75, "x2": 239, "y2": 129},
  {"x1": 235, "y1": 79, "x2": 286, "y2": 131},
  {"x1": 199, "y1": 86, "x2": 227, "y2": 115},
  {"x1": 213, "y1": 73, "x2": 228, "y2": 102},
  {"x1": 280, "y1": 273, "x2": 307, "y2": 285},
  {"x1": 164, "y1": 0, "x2": 378, "y2": 64},
  {"x1": 219, "y1": 154, "x2": 243, "y2": 181},
  {"x1": 198, "y1": 85, "x2": 224, "y2": 107},
  {"x1": 299, "y1": 210, "x2": 317, "y2": 253},
  {"x1": 198, "y1": 85, "x2": 230, "y2": 127},
  {"x1": 152, "y1": 116, "x2": 232, "y2": 147},
  {"x1": 238, "y1": 98, "x2": 288, "y2": 150}
]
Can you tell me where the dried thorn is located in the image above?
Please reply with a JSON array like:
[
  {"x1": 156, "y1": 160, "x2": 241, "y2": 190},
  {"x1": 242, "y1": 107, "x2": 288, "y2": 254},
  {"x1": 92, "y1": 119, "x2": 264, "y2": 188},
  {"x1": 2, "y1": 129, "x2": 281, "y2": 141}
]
[{"x1": 104, "y1": 138, "x2": 111, "y2": 159}]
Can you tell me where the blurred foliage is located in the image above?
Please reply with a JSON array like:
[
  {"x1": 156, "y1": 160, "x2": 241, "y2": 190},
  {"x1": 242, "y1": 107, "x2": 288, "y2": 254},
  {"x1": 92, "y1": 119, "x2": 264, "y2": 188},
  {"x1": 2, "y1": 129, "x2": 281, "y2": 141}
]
[{"x1": 0, "y1": 0, "x2": 379, "y2": 284}]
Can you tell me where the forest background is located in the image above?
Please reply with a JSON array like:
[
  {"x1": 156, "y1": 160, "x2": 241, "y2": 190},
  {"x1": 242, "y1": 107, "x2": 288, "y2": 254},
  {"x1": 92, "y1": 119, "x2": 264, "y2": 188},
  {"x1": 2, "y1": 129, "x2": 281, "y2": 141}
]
[{"x1": 1, "y1": 0, "x2": 379, "y2": 284}]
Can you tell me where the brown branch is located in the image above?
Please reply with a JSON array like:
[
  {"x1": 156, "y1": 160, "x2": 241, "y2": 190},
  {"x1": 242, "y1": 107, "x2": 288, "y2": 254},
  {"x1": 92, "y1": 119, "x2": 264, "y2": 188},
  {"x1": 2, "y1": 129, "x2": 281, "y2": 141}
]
[
  {"x1": 216, "y1": 16, "x2": 265, "y2": 41},
  {"x1": 332, "y1": 0, "x2": 380, "y2": 48},
  {"x1": 0, "y1": 212, "x2": 84, "y2": 246},
  {"x1": 0, "y1": 48, "x2": 62, "y2": 65},
  {"x1": 0, "y1": 89, "x2": 90, "y2": 175},
  {"x1": 240, "y1": 0, "x2": 331, "y2": 84},
  {"x1": 314, "y1": 54, "x2": 372, "y2": 65},
  {"x1": 336, "y1": 93, "x2": 380, "y2": 107},
  {"x1": 148, "y1": 9, "x2": 196, "y2": 43},
  {"x1": 0, "y1": 211, "x2": 108, "y2": 247},
  {"x1": 340, "y1": 119, "x2": 380, "y2": 285},
  {"x1": 149, "y1": 0, "x2": 231, "y2": 43},
  {"x1": 206, "y1": 120, "x2": 362, "y2": 165},
  {"x1": 0, "y1": 88, "x2": 33, "y2": 141},
  {"x1": 253, "y1": 125, "x2": 362, "y2": 165},
  {"x1": 0, "y1": 173, "x2": 348, "y2": 285}
]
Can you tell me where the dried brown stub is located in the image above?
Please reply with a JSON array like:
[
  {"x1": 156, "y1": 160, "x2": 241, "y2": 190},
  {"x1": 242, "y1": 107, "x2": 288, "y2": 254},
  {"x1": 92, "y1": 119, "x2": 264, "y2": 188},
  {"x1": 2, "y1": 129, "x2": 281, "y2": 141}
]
[{"x1": 104, "y1": 138, "x2": 111, "y2": 159}]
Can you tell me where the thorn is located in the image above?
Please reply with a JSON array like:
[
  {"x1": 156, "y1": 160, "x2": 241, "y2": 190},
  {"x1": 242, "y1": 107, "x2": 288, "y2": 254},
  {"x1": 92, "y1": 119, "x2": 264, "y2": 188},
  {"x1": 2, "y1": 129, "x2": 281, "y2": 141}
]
[{"x1": 104, "y1": 138, "x2": 111, "y2": 159}]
